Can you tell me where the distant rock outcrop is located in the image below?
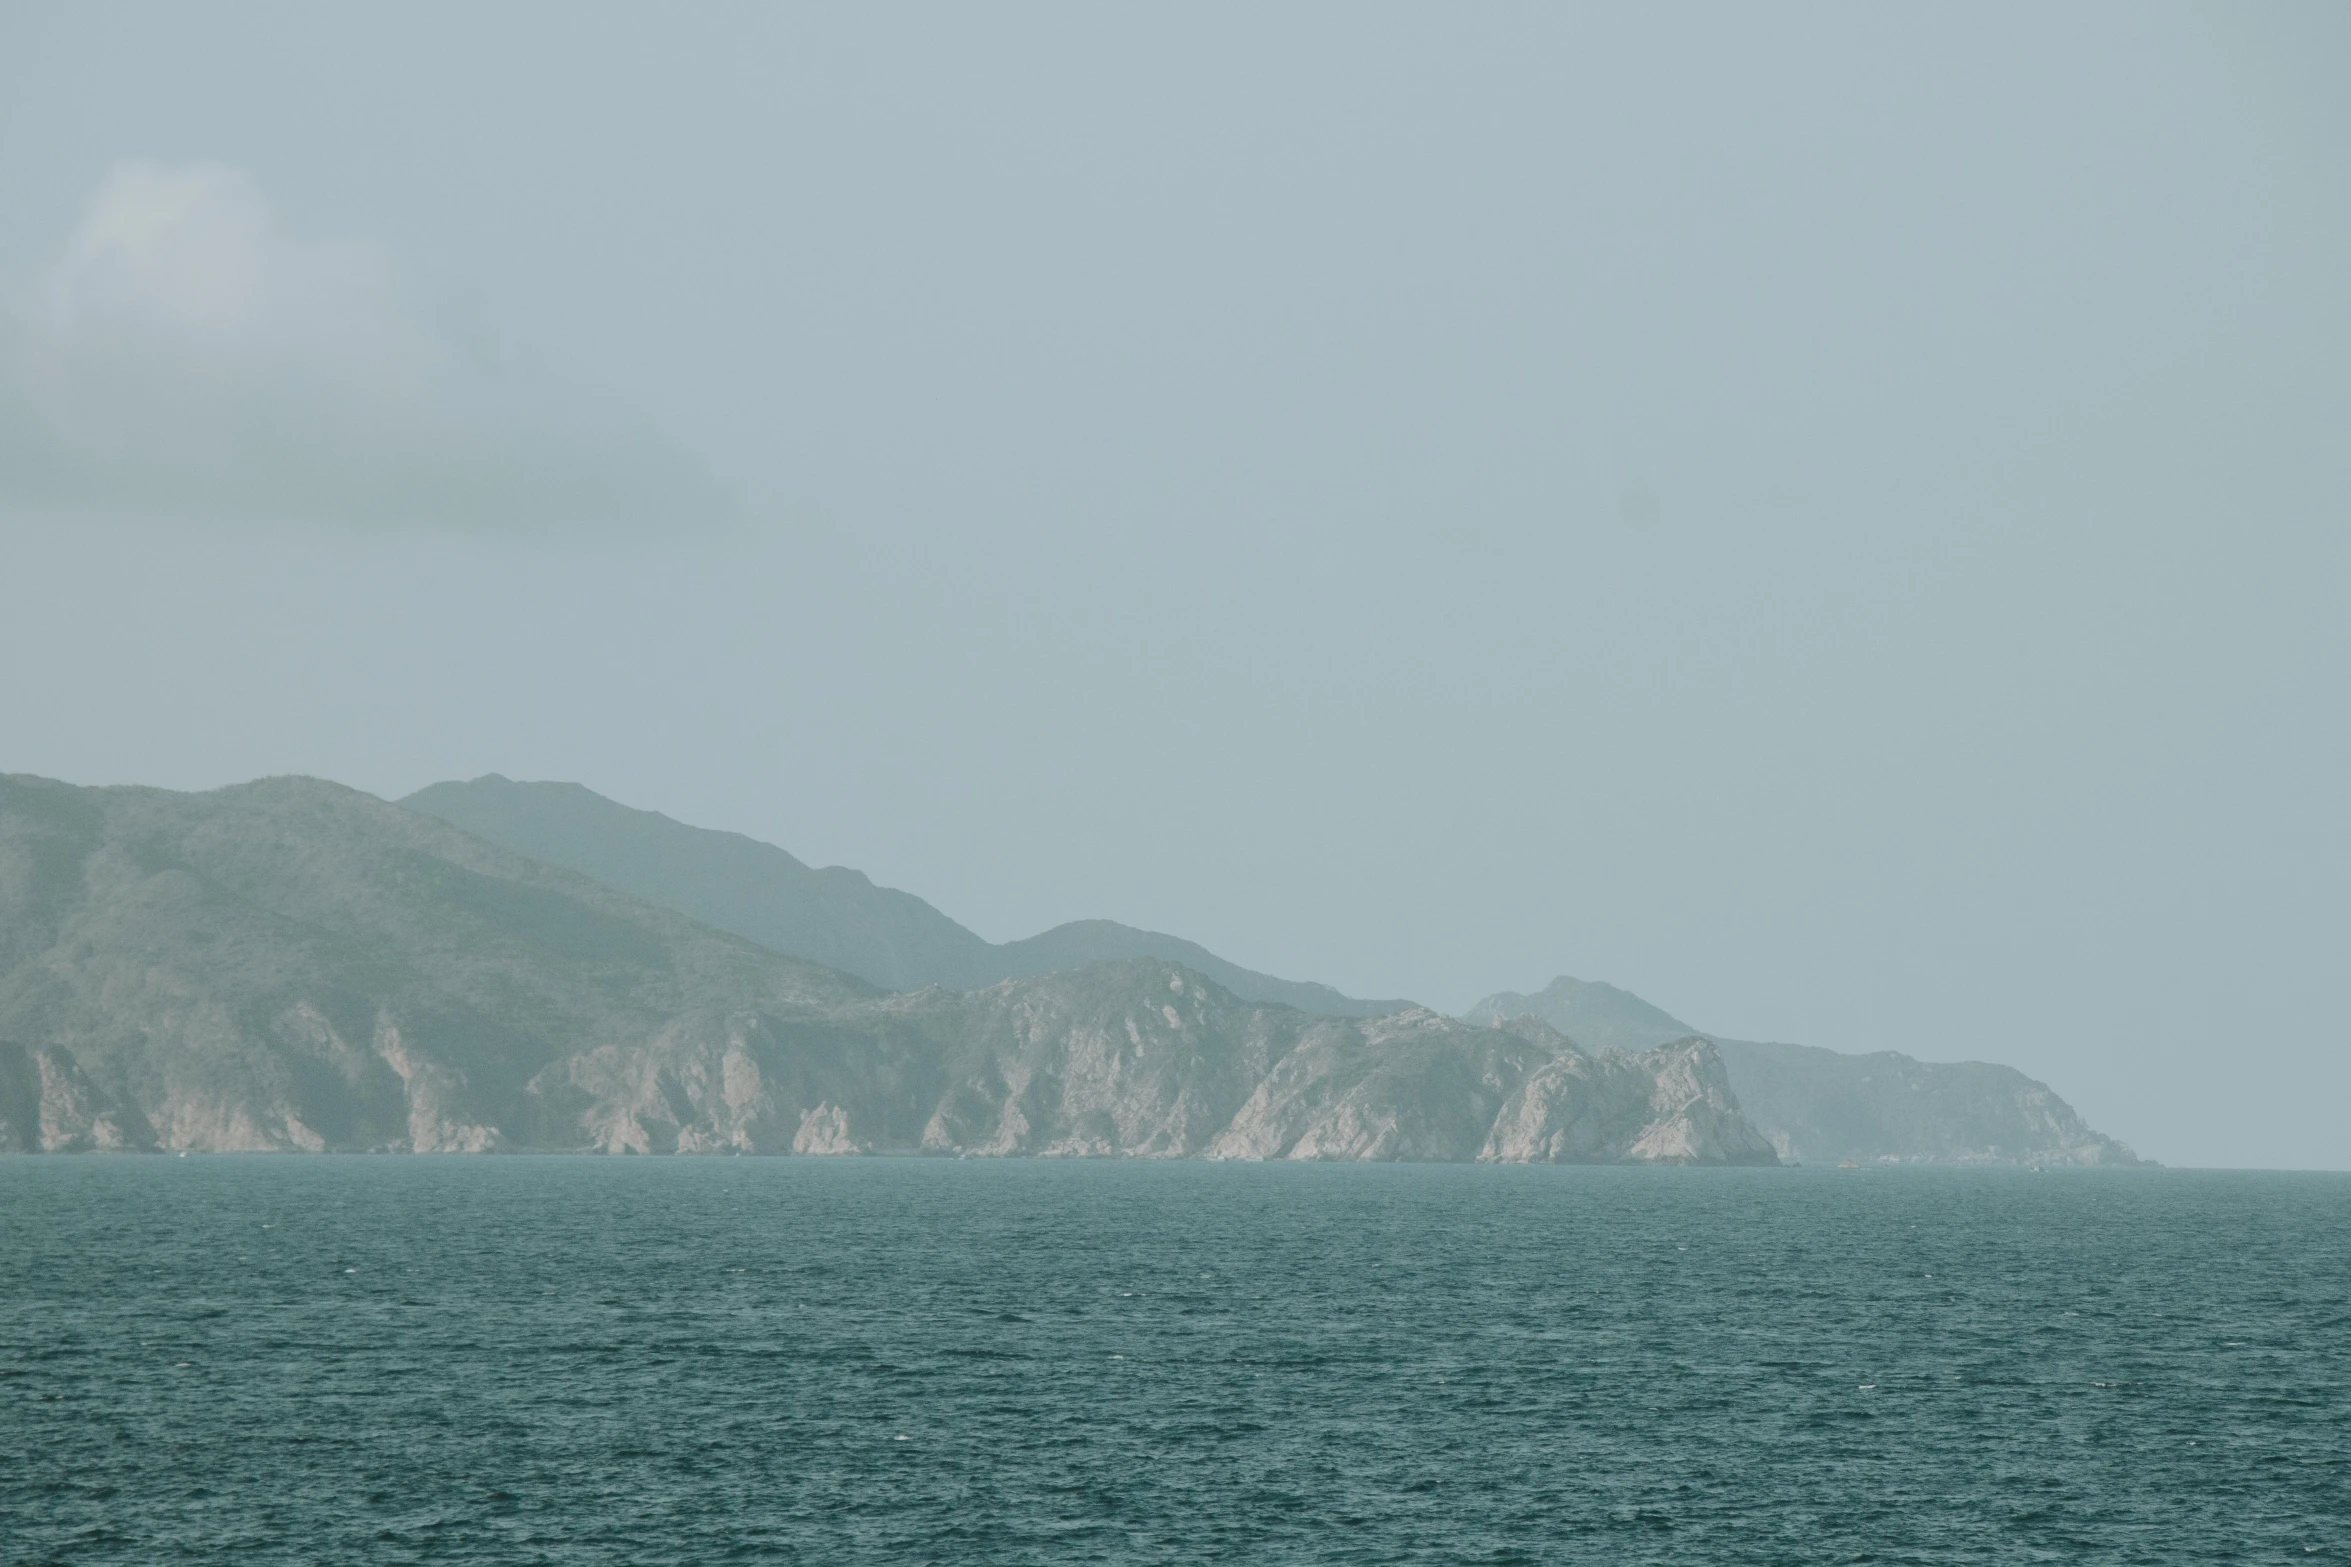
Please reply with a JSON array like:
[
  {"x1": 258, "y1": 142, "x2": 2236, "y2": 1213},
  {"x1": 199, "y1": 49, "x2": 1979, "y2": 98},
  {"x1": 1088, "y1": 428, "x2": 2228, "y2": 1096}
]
[
  {"x1": 0, "y1": 775, "x2": 1769, "y2": 1163},
  {"x1": 1706, "y1": 1038, "x2": 2136, "y2": 1167},
  {"x1": 403, "y1": 776, "x2": 1414, "y2": 1017},
  {"x1": 0, "y1": 1039, "x2": 157, "y2": 1152},
  {"x1": 1465, "y1": 975, "x2": 2139, "y2": 1166}
]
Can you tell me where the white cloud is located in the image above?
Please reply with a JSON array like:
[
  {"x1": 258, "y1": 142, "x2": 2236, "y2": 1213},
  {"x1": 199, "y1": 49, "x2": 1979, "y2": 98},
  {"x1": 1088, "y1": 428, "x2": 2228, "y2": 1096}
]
[{"x1": 0, "y1": 161, "x2": 733, "y2": 535}]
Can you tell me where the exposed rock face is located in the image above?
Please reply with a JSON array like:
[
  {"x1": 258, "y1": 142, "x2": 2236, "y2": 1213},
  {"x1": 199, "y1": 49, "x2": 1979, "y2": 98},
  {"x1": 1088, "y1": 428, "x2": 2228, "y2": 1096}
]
[
  {"x1": 1483, "y1": 1035, "x2": 1778, "y2": 1165},
  {"x1": 511, "y1": 982, "x2": 1775, "y2": 1163},
  {"x1": 1466, "y1": 974, "x2": 2140, "y2": 1166},
  {"x1": 0, "y1": 776, "x2": 1771, "y2": 1164},
  {"x1": 0, "y1": 1040, "x2": 158, "y2": 1152}
]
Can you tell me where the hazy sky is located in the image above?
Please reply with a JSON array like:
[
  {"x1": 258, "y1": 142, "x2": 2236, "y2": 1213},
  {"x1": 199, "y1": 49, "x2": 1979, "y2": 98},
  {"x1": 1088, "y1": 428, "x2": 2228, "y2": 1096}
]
[{"x1": 2, "y1": 3, "x2": 2346, "y2": 1167}]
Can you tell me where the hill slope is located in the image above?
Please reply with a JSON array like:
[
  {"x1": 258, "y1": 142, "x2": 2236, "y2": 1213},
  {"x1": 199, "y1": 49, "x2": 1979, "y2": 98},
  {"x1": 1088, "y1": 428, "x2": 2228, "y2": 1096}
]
[
  {"x1": 0, "y1": 776, "x2": 1765, "y2": 1163},
  {"x1": 1464, "y1": 975, "x2": 2138, "y2": 1166},
  {"x1": 399, "y1": 777, "x2": 992, "y2": 993},
  {"x1": 0, "y1": 773, "x2": 868, "y2": 1153},
  {"x1": 403, "y1": 776, "x2": 1413, "y2": 1016}
]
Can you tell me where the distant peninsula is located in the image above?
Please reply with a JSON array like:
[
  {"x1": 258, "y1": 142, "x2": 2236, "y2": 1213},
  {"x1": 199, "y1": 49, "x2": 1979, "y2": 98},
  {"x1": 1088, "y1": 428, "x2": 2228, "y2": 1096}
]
[
  {"x1": 1465, "y1": 978, "x2": 2137, "y2": 1167},
  {"x1": 0, "y1": 773, "x2": 2134, "y2": 1165}
]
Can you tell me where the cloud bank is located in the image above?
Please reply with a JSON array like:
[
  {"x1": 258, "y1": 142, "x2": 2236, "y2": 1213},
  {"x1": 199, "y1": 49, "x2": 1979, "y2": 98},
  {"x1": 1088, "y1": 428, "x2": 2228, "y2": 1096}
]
[{"x1": 0, "y1": 161, "x2": 732, "y2": 536}]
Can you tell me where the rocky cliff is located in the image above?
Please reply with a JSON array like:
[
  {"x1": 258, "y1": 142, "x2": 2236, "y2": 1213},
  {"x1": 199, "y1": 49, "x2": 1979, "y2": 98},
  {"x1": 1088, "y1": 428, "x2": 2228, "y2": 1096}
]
[
  {"x1": 537, "y1": 976, "x2": 1773, "y2": 1164},
  {"x1": 1465, "y1": 975, "x2": 2139, "y2": 1166},
  {"x1": 0, "y1": 775, "x2": 1770, "y2": 1163}
]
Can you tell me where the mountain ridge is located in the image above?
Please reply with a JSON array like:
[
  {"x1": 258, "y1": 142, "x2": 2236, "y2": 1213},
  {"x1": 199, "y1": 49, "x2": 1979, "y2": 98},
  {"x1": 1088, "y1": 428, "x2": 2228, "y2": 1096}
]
[
  {"x1": 1465, "y1": 974, "x2": 2139, "y2": 1166},
  {"x1": 402, "y1": 775, "x2": 1414, "y2": 1017},
  {"x1": 0, "y1": 774, "x2": 1768, "y2": 1164}
]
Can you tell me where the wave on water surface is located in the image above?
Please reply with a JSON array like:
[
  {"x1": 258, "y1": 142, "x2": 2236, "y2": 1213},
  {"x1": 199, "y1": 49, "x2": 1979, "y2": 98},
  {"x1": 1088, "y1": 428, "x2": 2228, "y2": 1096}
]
[{"x1": 4, "y1": 1160, "x2": 2345, "y2": 1564}]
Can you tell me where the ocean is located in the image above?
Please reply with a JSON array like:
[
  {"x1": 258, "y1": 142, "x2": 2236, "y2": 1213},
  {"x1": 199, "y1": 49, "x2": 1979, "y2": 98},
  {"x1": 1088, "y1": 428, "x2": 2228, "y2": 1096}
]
[{"x1": 3, "y1": 1157, "x2": 2345, "y2": 1563}]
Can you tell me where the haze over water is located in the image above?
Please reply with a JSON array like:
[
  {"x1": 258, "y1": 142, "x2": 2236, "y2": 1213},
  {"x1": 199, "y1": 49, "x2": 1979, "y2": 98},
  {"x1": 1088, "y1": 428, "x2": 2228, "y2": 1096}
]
[{"x1": 6, "y1": 1158, "x2": 2345, "y2": 1563}]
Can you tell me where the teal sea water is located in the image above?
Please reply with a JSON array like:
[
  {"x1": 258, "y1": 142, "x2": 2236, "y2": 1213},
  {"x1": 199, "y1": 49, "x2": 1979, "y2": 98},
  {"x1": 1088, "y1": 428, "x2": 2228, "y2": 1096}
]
[{"x1": 3, "y1": 1159, "x2": 2346, "y2": 1564}]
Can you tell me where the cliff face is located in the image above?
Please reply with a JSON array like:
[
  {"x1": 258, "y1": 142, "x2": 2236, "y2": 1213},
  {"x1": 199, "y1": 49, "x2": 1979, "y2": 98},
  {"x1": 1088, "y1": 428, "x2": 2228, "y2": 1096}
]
[
  {"x1": 0, "y1": 776, "x2": 1771, "y2": 1164},
  {"x1": 530, "y1": 979, "x2": 1772, "y2": 1164},
  {"x1": 1466, "y1": 975, "x2": 2140, "y2": 1167},
  {"x1": 0, "y1": 1040, "x2": 156, "y2": 1152},
  {"x1": 1482, "y1": 1035, "x2": 1778, "y2": 1165}
]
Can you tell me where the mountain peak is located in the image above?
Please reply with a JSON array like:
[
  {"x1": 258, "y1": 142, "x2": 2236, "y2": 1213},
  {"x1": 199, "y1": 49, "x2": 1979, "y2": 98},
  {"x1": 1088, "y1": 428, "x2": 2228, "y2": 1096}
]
[{"x1": 1463, "y1": 975, "x2": 1698, "y2": 1052}]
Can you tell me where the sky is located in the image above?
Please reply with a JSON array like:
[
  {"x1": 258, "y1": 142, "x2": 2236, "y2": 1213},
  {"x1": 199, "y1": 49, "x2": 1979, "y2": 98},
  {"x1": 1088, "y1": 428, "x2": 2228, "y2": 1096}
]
[{"x1": 1, "y1": 2, "x2": 2345, "y2": 1167}]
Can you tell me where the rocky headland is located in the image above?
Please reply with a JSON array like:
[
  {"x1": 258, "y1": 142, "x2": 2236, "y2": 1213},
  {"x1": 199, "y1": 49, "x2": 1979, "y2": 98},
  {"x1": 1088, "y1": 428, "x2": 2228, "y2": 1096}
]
[
  {"x1": 0, "y1": 774, "x2": 1770, "y2": 1162},
  {"x1": 1465, "y1": 976, "x2": 2139, "y2": 1166}
]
